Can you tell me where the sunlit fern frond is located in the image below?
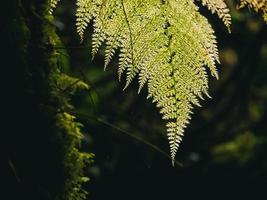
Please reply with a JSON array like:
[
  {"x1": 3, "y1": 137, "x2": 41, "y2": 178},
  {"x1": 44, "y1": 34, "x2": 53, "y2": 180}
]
[
  {"x1": 239, "y1": 0, "x2": 267, "y2": 22},
  {"x1": 49, "y1": 0, "x2": 232, "y2": 165},
  {"x1": 76, "y1": 0, "x2": 96, "y2": 41},
  {"x1": 199, "y1": 0, "x2": 232, "y2": 31}
]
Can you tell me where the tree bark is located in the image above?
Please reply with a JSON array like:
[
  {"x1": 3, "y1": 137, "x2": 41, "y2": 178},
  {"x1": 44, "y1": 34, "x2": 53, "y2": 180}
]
[{"x1": 2, "y1": 1, "x2": 91, "y2": 200}]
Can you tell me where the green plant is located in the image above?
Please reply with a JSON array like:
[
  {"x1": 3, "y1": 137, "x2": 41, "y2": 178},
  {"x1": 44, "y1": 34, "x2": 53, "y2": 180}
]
[
  {"x1": 49, "y1": 0, "x2": 266, "y2": 165},
  {"x1": 45, "y1": 13, "x2": 94, "y2": 200},
  {"x1": 239, "y1": 0, "x2": 267, "y2": 21}
]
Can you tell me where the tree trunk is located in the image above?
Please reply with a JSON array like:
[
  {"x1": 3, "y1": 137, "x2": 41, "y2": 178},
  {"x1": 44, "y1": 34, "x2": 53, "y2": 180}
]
[{"x1": 2, "y1": 1, "x2": 92, "y2": 200}]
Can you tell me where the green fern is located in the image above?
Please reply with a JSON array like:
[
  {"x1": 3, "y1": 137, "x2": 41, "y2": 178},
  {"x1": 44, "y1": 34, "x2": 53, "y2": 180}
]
[
  {"x1": 239, "y1": 0, "x2": 267, "y2": 22},
  {"x1": 199, "y1": 0, "x2": 232, "y2": 32},
  {"x1": 49, "y1": 0, "x2": 233, "y2": 165},
  {"x1": 49, "y1": 0, "x2": 61, "y2": 14}
]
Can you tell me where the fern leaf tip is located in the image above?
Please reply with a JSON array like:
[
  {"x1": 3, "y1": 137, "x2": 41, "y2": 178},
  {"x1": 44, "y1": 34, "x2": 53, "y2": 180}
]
[
  {"x1": 172, "y1": 159, "x2": 175, "y2": 167},
  {"x1": 104, "y1": 64, "x2": 108, "y2": 71}
]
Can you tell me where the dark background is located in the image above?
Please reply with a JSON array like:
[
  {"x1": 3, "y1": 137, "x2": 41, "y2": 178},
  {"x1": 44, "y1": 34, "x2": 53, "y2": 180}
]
[{"x1": 3, "y1": 0, "x2": 267, "y2": 199}]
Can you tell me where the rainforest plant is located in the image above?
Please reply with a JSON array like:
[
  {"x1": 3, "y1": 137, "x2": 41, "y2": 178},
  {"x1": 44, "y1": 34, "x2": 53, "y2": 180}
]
[
  {"x1": 239, "y1": 0, "x2": 267, "y2": 21},
  {"x1": 49, "y1": 0, "x2": 267, "y2": 165}
]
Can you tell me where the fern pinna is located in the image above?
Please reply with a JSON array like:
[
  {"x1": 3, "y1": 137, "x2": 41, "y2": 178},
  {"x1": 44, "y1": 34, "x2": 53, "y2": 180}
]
[
  {"x1": 49, "y1": 0, "x2": 232, "y2": 165},
  {"x1": 239, "y1": 0, "x2": 267, "y2": 22}
]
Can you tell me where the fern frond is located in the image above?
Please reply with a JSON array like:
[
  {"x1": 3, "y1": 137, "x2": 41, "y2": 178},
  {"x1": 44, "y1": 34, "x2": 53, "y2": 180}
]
[
  {"x1": 50, "y1": 0, "x2": 229, "y2": 164},
  {"x1": 75, "y1": 0, "x2": 221, "y2": 164},
  {"x1": 239, "y1": 0, "x2": 267, "y2": 22},
  {"x1": 48, "y1": 0, "x2": 61, "y2": 14},
  {"x1": 76, "y1": 0, "x2": 96, "y2": 41},
  {"x1": 200, "y1": 0, "x2": 232, "y2": 32}
]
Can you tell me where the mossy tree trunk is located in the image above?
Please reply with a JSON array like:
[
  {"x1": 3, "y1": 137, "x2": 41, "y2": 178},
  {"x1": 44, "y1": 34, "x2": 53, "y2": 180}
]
[{"x1": 2, "y1": 1, "x2": 92, "y2": 200}]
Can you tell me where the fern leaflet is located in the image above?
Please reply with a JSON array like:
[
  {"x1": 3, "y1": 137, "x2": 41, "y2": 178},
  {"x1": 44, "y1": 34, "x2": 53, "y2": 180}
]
[
  {"x1": 239, "y1": 0, "x2": 267, "y2": 22},
  {"x1": 199, "y1": 0, "x2": 232, "y2": 32}
]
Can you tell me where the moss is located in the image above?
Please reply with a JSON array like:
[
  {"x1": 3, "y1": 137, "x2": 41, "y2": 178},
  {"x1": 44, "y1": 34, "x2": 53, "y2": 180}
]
[
  {"x1": 4, "y1": 1, "x2": 93, "y2": 199},
  {"x1": 43, "y1": 6, "x2": 94, "y2": 200}
]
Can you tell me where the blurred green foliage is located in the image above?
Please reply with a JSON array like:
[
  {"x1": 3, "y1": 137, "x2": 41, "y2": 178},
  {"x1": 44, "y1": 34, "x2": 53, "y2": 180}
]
[{"x1": 212, "y1": 132, "x2": 258, "y2": 165}]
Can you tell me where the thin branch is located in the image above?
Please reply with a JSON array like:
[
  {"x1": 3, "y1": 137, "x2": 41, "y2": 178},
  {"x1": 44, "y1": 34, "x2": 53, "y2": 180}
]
[
  {"x1": 8, "y1": 160, "x2": 21, "y2": 183},
  {"x1": 97, "y1": 117, "x2": 183, "y2": 167},
  {"x1": 78, "y1": 69, "x2": 99, "y2": 116},
  {"x1": 73, "y1": 111, "x2": 183, "y2": 167},
  {"x1": 61, "y1": 79, "x2": 83, "y2": 93}
]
